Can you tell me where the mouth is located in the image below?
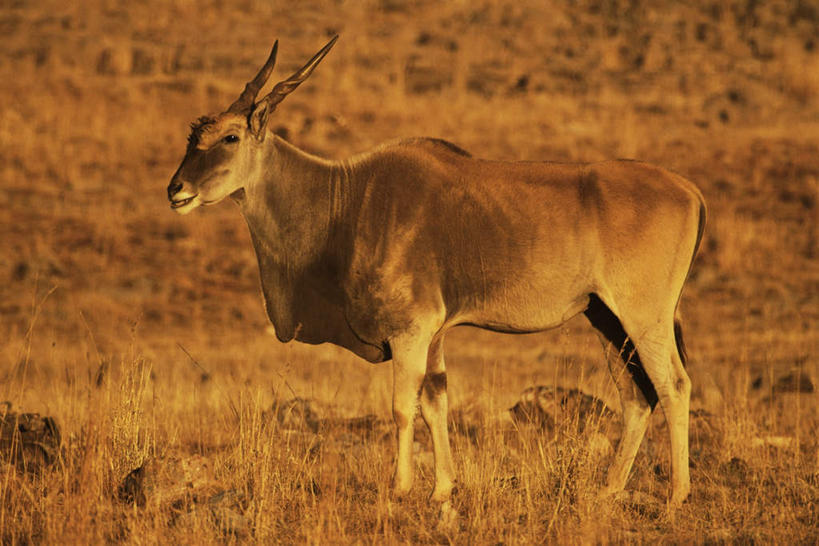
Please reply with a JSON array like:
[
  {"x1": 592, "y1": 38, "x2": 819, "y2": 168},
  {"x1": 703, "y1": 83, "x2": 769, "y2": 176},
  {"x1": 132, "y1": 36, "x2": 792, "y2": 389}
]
[{"x1": 170, "y1": 195, "x2": 197, "y2": 209}]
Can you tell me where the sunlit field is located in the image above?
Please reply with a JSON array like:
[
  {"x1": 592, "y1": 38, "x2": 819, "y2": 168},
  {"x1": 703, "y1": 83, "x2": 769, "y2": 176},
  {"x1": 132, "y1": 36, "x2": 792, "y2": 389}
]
[{"x1": 1, "y1": 0, "x2": 817, "y2": 543}]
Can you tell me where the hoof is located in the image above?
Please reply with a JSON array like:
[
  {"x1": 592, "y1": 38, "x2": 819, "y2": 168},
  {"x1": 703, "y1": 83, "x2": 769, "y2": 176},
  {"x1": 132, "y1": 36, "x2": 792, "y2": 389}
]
[
  {"x1": 391, "y1": 479, "x2": 412, "y2": 501},
  {"x1": 436, "y1": 500, "x2": 459, "y2": 531},
  {"x1": 670, "y1": 491, "x2": 690, "y2": 509}
]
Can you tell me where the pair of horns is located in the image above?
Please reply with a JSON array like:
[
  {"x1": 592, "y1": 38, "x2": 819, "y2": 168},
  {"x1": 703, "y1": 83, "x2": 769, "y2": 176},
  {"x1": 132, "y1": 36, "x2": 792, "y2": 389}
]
[{"x1": 227, "y1": 35, "x2": 339, "y2": 116}]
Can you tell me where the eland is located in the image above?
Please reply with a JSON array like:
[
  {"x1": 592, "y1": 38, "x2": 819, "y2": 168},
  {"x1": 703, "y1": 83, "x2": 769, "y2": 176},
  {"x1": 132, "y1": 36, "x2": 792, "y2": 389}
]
[{"x1": 167, "y1": 36, "x2": 706, "y2": 509}]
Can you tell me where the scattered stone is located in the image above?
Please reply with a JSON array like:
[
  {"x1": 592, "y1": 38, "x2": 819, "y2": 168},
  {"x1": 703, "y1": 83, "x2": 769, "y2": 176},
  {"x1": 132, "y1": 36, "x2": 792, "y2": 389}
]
[
  {"x1": 509, "y1": 385, "x2": 615, "y2": 433},
  {"x1": 332, "y1": 413, "x2": 379, "y2": 434},
  {"x1": 272, "y1": 398, "x2": 382, "y2": 435},
  {"x1": 117, "y1": 455, "x2": 249, "y2": 537},
  {"x1": 96, "y1": 46, "x2": 130, "y2": 76},
  {"x1": 273, "y1": 398, "x2": 320, "y2": 432},
  {"x1": 466, "y1": 62, "x2": 509, "y2": 97},
  {"x1": 750, "y1": 365, "x2": 815, "y2": 397},
  {"x1": 117, "y1": 455, "x2": 219, "y2": 508},
  {"x1": 131, "y1": 48, "x2": 155, "y2": 75},
  {"x1": 175, "y1": 488, "x2": 249, "y2": 538},
  {"x1": 719, "y1": 456, "x2": 751, "y2": 488},
  {"x1": 0, "y1": 406, "x2": 61, "y2": 473},
  {"x1": 117, "y1": 464, "x2": 148, "y2": 506},
  {"x1": 750, "y1": 436, "x2": 797, "y2": 450},
  {"x1": 772, "y1": 371, "x2": 814, "y2": 394},
  {"x1": 405, "y1": 55, "x2": 453, "y2": 94}
]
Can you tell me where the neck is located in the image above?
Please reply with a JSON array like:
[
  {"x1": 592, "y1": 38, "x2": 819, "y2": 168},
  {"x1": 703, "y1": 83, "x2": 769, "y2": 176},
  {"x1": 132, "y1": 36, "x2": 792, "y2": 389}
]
[{"x1": 238, "y1": 135, "x2": 358, "y2": 271}]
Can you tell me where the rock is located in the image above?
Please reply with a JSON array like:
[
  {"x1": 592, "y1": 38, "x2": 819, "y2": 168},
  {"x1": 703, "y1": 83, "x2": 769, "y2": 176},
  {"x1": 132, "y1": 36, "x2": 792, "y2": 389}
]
[
  {"x1": 273, "y1": 398, "x2": 320, "y2": 432},
  {"x1": 750, "y1": 365, "x2": 815, "y2": 397},
  {"x1": 175, "y1": 489, "x2": 249, "y2": 538},
  {"x1": 405, "y1": 54, "x2": 453, "y2": 94},
  {"x1": 117, "y1": 455, "x2": 219, "y2": 508},
  {"x1": 750, "y1": 436, "x2": 797, "y2": 450},
  {"x1": 331, "y1": 413, "x2": 379, "y2": 434},
  {"x1": 273, "y1": 398, "x2": 381, "y2": 435},
  {"x1": 131, "y1": 48, "x2": 155, "y2": 75},
  {"x1": 772, "y1": 371, "x2": 814, "y2": 394},
  {"x1": 0, "y1": 407, "x2": 61, "y2": 473},
  {"x1": 509, "y1": 385, "x2": 615, "y2": 433},
  {"x1": 117, "y1": 455, "x2": 249, "y2": 536},
  {"x1": 96, "y1": 46, "x2": 130, "y2": 76},
  {"x1": 466, "y1": 62, "x2": 509, "y2": 97},
  {"x1": 719, "y1": 456, "x2": 751, "y2": 488}
]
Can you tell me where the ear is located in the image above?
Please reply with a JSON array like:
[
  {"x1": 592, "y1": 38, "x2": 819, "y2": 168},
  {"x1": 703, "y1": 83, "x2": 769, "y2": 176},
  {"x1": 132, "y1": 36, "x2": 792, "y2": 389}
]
[{"x1": 249, "y1": 99, "x2": 274, "y2": 140}]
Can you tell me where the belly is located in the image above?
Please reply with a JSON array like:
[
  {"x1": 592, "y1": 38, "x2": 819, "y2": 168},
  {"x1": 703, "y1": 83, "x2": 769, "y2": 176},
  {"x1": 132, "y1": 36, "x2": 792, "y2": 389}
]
[{"x1": 448, "y1": 286, "x2": 591, "y2": 333}]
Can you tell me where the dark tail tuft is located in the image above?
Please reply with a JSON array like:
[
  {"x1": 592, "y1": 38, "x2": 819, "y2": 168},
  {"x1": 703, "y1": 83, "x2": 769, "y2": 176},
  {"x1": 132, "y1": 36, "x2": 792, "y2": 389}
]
[{"x1": 674, "y1": 319, "x2": 688, "y2": 366}]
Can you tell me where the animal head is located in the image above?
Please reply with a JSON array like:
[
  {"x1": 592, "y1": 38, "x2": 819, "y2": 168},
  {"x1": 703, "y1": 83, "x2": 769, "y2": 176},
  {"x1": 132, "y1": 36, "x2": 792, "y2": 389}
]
[{"x1": 167, "y1": 36, "x2": 338, "y2": 214}]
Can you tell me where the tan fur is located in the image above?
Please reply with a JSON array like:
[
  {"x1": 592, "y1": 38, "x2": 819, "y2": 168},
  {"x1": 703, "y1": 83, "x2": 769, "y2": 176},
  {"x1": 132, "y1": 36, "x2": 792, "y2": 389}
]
[{"x1": 168, "y1": 39, "x2": 706, "y2": 510}]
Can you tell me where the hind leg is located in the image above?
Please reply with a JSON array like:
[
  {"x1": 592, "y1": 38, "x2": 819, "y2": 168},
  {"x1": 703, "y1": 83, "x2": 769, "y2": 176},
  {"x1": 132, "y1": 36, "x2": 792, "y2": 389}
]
[
  {"x1": 629, "y1": 327, "x2": 691, "y2": 506},
  {"x1": 585, "y1": 297, "x2": 657, "y2": 496},
  {"x1": 601, "y1": 340, "x2": 655, "y2": 496},
  {"x1": 668, "y1": 347, "x2": 691, "y2": 505}
]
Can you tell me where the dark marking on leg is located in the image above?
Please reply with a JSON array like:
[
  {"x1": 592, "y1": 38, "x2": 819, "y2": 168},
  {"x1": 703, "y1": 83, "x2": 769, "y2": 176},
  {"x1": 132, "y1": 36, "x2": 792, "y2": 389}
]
[
  {"x1": 584, "y1": 294, "x2": 659, "y2": 409},
  {"x1": 423, "y1": 372, "x2": 447, "y2": 397}
]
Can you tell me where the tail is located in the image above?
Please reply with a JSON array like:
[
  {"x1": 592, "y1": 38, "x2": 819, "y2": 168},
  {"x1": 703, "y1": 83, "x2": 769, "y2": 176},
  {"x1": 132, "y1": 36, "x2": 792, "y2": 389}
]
[{"x1": 673, "y1": 193, "x2": 705, "y2": 369}]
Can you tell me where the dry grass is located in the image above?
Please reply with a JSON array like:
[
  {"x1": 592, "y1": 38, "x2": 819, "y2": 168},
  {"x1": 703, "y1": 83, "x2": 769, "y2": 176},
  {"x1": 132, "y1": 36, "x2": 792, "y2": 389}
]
[{"x1": 1, "y1": 0, "x2": 817, "y2": 543}]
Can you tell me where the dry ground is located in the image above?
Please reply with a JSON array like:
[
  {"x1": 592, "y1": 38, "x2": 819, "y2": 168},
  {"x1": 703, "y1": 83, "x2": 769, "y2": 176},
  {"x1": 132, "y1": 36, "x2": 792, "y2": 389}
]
[{"x1": 1, "y1": 0, "x2": 817, "y2": 543}]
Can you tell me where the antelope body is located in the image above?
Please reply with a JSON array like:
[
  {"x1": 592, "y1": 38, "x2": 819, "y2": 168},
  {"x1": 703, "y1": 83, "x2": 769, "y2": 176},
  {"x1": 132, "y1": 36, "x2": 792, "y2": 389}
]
[{"x1": 167, "y1": 37, "x2": 705, "y2": 509}]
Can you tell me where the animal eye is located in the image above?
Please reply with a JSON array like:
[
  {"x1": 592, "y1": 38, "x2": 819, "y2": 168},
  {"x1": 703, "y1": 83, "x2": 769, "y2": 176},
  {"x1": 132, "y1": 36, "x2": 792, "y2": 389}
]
[{"x1": 224, "y1": 135, "x2": 239, "y2": 143}]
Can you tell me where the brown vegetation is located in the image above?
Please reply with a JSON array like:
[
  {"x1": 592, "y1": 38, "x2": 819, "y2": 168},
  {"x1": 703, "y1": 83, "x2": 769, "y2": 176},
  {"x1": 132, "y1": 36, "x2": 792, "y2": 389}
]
[{"x1": 0, "y1": 0, "x2": 817, "y2": 543}]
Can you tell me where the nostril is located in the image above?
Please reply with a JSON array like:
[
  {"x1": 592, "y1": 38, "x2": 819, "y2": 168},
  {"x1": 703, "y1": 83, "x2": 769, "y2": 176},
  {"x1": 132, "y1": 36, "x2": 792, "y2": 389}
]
[{"x1": 168, "y1": 180, "x2": 183, "y2": 200}]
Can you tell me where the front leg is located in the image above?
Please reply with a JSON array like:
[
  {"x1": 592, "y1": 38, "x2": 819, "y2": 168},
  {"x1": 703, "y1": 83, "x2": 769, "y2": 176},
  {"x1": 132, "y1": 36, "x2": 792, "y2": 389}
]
[
  {"x1": 420, "y1": 334, "x2": 456, "y2": 502},
  {"x1": 390, "y1": 329, "x2": 433, "y2": 497}
]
